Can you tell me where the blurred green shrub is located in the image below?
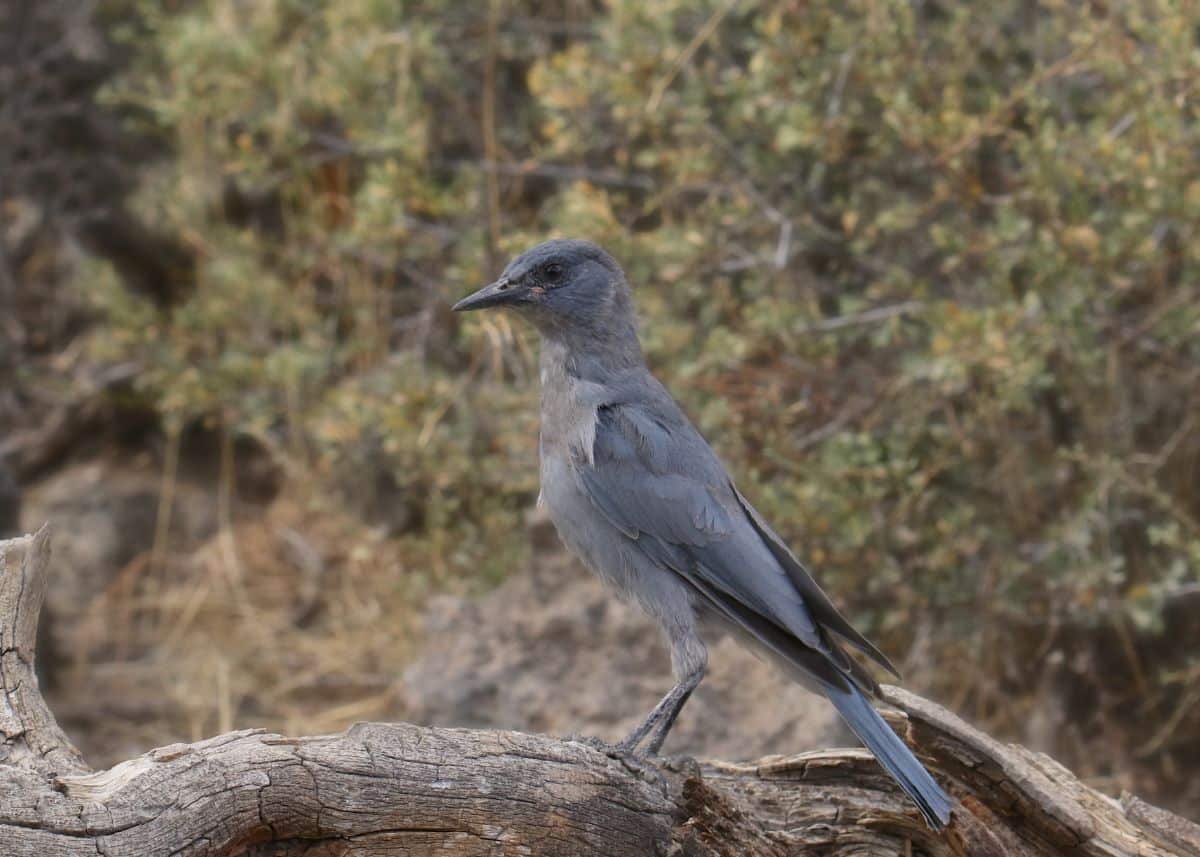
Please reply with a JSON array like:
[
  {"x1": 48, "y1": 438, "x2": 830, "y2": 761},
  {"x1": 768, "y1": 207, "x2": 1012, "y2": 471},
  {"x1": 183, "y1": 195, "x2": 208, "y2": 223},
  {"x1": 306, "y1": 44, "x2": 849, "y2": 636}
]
[{"x1": 84, "y1": 0, "x2": 1197, "y2": 790}]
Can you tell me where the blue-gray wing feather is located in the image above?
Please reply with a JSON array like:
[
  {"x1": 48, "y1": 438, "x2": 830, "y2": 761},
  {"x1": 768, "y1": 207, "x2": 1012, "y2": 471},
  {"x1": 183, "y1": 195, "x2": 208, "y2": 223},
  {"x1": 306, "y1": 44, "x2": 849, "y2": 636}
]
[{"x1": 576, "y1": 400, "x2": 872, "y2": 680}]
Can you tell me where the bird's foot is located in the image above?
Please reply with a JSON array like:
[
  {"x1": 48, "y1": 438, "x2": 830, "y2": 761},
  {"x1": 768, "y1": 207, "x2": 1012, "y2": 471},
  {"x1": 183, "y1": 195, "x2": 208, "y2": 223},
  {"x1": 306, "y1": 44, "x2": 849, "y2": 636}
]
[{"x1": 562, "y1": 732, "x2": 673, "y2": 789}]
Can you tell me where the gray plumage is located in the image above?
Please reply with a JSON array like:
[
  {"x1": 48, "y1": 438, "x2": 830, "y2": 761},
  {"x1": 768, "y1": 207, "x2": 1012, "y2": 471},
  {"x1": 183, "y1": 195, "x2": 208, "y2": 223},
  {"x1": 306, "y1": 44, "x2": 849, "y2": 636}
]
[{"x1": 452, "y1": 239, "x2": 953, "y2": 830}]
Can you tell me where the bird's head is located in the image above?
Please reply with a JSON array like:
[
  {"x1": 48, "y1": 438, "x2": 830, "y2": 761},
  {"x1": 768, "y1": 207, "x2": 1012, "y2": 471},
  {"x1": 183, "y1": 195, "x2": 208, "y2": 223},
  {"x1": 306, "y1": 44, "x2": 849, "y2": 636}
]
[{"x1": 452, "y1": 239, "x2": 635, "y2": 342}]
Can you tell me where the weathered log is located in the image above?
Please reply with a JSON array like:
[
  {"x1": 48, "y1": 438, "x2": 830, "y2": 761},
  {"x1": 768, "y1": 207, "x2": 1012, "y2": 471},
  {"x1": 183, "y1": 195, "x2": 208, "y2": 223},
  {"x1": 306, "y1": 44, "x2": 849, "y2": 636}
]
[{"x1": 2, "y1": 528, "x2": 1198, "y2": 856}]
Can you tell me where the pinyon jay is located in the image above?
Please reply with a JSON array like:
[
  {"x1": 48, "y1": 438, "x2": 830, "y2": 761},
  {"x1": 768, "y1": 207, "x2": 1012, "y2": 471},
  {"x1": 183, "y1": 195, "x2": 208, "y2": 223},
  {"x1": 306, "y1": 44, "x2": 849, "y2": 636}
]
[{"x1": 453, "y1": 238, "x2": 953, "y2": 829}]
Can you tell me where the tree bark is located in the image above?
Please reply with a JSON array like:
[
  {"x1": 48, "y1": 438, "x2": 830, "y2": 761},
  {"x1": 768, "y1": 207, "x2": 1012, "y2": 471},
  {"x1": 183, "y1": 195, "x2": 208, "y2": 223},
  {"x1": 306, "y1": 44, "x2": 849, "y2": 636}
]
[{"x1": 2, "y1": 528, "x2": 1198, "y2": 856}]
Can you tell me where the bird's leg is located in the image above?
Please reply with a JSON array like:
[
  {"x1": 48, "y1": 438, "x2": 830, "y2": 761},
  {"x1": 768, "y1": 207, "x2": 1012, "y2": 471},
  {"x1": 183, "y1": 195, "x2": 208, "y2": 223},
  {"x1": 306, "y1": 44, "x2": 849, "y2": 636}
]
[
  {"x1": 615, "y1": 686, "x2": 681, "y2": 753},
  {"x1": 641, "y1": 665, "x2": 704, "y2": 755},
  {"x1": 618, "y1": 623, "x2": 707, "y2": 756}
]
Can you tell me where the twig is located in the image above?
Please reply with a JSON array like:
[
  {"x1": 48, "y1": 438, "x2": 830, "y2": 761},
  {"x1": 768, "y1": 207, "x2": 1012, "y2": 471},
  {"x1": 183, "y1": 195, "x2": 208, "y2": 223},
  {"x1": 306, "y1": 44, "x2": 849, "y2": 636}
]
[
  {"x1": 1137, "y1": 676, "x2": 1200, "y2": 758},
  {"x1": 149, "y1": 420, "x2": 181, "y2": 581},
  {"x1": 1105, "y1": 111, "x2": 1136, "y2": 141},
  {"x1": 792, "y1": 396, "x2": 878, "y2": 454},
  {"x1": 481, "y1": 0, "x2": 503, "y2": 271},
  {"x1": 216, "y1": 418, "x2": 248, "y2": 602},
  {"x1": 826, "y1": 49, "x2": 855, "y2": 122},
  {"x1": 799, "y1": 300, "x2": 926, "y2": 333},
  {"x1": 701, "y1": 122, "x2": 793, "y2": 270},
  {"x1": 306, "y1": 132, "x2": 657, "y2": 190},
  {"x1": 934, "y1": 33, "x2": 1102, "y2": 165},
  {"x1": 646, "y1": 0, "x2": 741, "y2": 113}
]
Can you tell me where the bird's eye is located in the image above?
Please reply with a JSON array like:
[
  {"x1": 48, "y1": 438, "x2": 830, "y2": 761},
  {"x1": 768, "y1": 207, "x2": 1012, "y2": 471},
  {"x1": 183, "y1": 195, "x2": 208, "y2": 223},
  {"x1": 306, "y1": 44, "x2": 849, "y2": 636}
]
[{"x1": 542, "y1": 262, "x2": 565, "y2": 284}]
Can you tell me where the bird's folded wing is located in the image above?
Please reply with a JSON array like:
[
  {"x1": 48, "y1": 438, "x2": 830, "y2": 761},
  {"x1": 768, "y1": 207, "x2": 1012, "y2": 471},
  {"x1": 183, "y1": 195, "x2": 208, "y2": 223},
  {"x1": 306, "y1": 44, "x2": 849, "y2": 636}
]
[
  {"x1": 730, "y1": 486, "x2": 901, "y2": 678},
  {"x1": 578, "y1": 394, "x2": 900, "y2": 681},
  {"x1": 576, "y1": 402, "x2": 862, "y2": 670}
]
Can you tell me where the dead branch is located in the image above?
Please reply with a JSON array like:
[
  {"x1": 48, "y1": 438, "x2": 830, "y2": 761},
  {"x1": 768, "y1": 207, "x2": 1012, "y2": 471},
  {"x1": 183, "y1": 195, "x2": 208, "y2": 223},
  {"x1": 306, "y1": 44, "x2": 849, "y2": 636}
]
[{"x1": 1, "y1": 528, "x2": 1198, "y2": 856}]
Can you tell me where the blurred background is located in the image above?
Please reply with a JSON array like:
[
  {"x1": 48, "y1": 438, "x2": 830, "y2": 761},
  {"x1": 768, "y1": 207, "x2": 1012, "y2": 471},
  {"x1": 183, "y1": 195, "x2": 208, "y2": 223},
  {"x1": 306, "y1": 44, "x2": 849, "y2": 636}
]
[{"x1": 1, "y1": 0, "x2": 1197, "y2": 819}]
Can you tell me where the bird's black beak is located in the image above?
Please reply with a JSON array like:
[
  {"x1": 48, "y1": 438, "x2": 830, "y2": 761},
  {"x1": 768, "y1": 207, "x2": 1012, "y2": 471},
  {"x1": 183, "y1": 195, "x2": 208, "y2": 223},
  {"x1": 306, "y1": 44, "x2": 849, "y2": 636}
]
[{"x1": 451, "y1": 278, "x2": 520, "y2": 312}]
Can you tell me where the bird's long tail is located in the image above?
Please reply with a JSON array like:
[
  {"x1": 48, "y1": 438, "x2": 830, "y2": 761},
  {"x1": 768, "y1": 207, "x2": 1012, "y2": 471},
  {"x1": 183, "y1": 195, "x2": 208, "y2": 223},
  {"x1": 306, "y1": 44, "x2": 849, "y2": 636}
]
[{"x1": 826, "y1": 684, "x2": 953, "y2": 829}]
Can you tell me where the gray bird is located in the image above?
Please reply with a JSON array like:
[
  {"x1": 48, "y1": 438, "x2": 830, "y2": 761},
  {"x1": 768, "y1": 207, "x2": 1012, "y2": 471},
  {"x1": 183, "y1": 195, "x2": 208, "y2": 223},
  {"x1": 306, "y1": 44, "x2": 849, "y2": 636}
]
[{"x1": 453, "y1": 239, "x2": 953, "y2": 829}]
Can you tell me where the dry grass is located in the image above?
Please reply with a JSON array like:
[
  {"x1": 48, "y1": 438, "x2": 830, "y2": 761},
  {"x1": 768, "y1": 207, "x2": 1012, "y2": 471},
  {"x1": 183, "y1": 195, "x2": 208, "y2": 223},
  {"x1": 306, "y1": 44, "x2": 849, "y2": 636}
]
[{"x1": 58, "y1": 480, "x2": 462, "y2": 761}]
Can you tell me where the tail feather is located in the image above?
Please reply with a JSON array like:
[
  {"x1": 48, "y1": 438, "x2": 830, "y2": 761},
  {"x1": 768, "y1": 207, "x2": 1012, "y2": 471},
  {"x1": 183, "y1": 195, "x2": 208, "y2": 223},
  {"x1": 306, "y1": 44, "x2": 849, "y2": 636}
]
[
  {"x1": 677, "y1": 562, "x2": 953, "y2": 829},
  {"x1": 827, "y1": 685, "x2": 953, "y2": 830}
]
